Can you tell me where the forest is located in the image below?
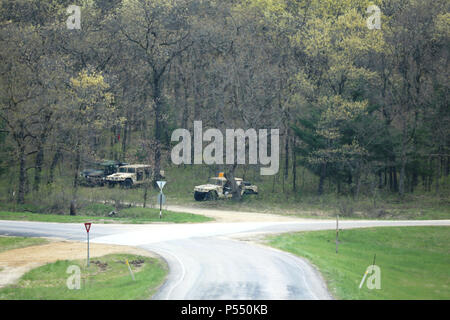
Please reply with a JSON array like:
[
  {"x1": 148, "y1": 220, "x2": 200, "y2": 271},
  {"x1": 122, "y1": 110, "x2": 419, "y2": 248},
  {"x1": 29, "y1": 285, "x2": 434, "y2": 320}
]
[{"x1": 0, "y1": 0, "x2": 448, "y2": 216}]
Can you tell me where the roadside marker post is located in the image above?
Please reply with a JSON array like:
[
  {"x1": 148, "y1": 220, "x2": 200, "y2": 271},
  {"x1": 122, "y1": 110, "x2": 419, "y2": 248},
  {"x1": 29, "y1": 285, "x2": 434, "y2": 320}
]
[
  {"x1": 126, "y1": 259, "x2": 135, "y2": 281},
  {"x1": 84, "y1": 223, "x2": 91, "y2": 267},
  {"x1": 156, "y1": 181, "x2": 166, "y2": 220},
  {"x1": 359, "y1": 254, "x2": 377, "y2": 289}
]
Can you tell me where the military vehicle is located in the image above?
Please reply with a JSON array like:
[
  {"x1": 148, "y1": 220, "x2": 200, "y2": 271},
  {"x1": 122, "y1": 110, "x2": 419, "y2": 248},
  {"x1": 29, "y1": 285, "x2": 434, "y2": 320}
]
[
  {"x1": 194, "y1": 173, "x2": 258, "y2": 201},
  {"x1": 80, "y1": 160, "x2": 127, "y2": 187},
  {"x1": 105, "y1": 164, "x2": 165, "y2": 188}
]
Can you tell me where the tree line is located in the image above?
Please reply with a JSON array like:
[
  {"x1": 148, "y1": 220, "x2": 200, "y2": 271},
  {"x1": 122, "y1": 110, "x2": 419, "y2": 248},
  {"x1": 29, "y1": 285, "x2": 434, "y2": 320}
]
[{"x1": 0, "y1": 0, "x2": 448, "y2": 204}]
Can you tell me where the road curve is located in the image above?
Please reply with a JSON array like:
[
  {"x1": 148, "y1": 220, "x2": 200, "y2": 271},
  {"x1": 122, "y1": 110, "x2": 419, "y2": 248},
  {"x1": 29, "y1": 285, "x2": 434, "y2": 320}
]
[{"x1": 0, "y1": 218, "x2": 448, "y2": 299}]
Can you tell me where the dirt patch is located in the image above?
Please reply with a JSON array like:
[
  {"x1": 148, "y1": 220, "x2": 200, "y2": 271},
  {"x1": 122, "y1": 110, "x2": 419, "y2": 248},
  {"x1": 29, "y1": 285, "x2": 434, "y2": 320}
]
[
  {"x1": 0, "y1": 239, "x2": 157, "y2": 288},
  {"x1": 90, "y1": 260, "x2": 108, "y2": 271}
]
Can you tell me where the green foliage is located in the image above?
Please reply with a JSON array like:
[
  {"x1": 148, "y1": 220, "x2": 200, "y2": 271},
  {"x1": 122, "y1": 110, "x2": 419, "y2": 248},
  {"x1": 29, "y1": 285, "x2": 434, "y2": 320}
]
[{"x1": 0, "y1": 0, "x2": 448, "y2": 206}]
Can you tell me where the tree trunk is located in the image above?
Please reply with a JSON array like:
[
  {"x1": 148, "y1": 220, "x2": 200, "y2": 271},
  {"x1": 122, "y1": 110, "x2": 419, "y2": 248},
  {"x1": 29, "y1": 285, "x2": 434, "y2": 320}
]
[
  {"x1": 399, "y1": 141, "x2": 407, "y2": 196},
  {"x1": 121, "y1": 120, "x2": 128, "y2": 161},
  {"x1": 378, "y1": 170, "x2": 383, "y2": 189},
  {"x1": 318, "y1": 162, "x2": 326, "y2": 195},
  {"x1": 33, "y1": 142, "x2": 44, "y2": 192},
  {"x1": 17, "y1": 144, "x2": 26, "y2": 205},
  {"x1": 292, "y1": 136, "x2": 297, "y2": 192},
  {"x1": 435, "y1": 155, "x2": 441, "y2": 193},
  {"x1": 70, "y1": 200, "x2": 76, "y2": 216},
  {"x1": 143, "y1": 183, "x2": 148, "y2": 208},
  {"x1": 225, "y1": 164, "x2": 241, "y2": 201},
  {"x1": 411, "y1": 165, "x2": 418, "y2": 193},
  {"x1": 72, "y1": 143, "x2": 81, "y2": 203},
  {"x1": 393, "y1": 166, "x2": 398, "y2": 192},
  {"x1": 284, "y1": 129, "x2": 289, "y2": 179},
  {"x1": 153, "y1": 76, "x2": 163, "y2": 178},
  {"x1": 389, "y1": 166, "x2": 393, "y2": 191},
  {"x1": 48, "y1": 148, "x2": 61, "y2": 185}
]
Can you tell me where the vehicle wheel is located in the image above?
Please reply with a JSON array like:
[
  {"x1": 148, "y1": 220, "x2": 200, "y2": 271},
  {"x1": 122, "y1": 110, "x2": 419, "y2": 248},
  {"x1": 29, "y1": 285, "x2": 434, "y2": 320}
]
[
  {"x1": 108, "y1": 182, "x2": 115, "y2": 188},
  {"x1": 194, "y1": 191, "x2": 206, "y2": 201},
  {"x1": 208, "y1": 191, "x2": 218, "y2": 201},
  {"x1": 123, "y1": 179, "x2": 133, "y2": 189}
]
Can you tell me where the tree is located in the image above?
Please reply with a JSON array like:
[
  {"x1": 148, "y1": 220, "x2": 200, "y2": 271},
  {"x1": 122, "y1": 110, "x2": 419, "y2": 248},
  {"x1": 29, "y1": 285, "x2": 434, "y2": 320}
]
[{"x1": 116, "y1": 0, "x2": 193, "y2": 177}]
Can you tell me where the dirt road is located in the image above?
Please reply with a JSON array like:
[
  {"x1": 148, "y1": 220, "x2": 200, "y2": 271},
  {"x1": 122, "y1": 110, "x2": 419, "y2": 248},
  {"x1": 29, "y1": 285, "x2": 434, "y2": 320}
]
[{"x1": 166, "y1": 204, "x2": 307, "y2": 222}]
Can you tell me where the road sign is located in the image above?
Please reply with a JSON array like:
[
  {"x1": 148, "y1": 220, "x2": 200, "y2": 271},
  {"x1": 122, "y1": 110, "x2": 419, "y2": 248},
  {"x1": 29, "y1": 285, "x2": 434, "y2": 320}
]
[
  {"x1": 157, "y1": 193, "x2": 166, "y2": 205},
  {"x1": 84, "y1": 223, "x2": 92, "y2": 267},
  {"x1": 157, "y1": 181, "x2": 166, "y2": 190}
]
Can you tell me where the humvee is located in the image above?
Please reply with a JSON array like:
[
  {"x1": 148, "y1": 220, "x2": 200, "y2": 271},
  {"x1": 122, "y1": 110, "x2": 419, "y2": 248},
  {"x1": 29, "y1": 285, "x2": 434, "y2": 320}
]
[
  {"x1": 80, "y1": 160, "x2": 127, "y2": 187},
  {"x1": 194, "y1": 173, "x2": 258, "y2": 201},
  {"x1": 105, "y1": 164, "x2": 165, "y2": 188}
]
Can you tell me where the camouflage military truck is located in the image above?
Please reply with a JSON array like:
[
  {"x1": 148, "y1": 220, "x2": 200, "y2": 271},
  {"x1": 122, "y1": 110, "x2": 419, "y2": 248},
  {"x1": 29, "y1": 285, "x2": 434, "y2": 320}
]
[
  {"x1": 105, "y1": 164, "x2": 165, "y2": 188},
  {"x1": 194, "y1": 173, "x2": 258, "y2": 201},
  {"x1": 80, "y1": 160, "x2": 127, "y2": 187}
]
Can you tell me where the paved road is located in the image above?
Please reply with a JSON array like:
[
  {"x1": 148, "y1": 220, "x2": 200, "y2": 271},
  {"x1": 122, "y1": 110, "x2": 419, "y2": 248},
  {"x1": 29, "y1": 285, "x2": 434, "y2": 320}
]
[{"x1": 0, "y1": 218, "x2": 449, "y2": 299}]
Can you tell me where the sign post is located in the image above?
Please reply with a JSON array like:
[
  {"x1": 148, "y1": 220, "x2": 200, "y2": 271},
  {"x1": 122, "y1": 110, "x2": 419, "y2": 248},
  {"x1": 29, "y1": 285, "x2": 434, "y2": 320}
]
[
  {"x1": 335, "y1": 215, "x2": 339, "y2": 254},
  {"x1": 84, "y1": 223, "x2": 91, "y2": 267},
  {"x1": 156, "y1": 181, "x2": 166, "y2": 219}
]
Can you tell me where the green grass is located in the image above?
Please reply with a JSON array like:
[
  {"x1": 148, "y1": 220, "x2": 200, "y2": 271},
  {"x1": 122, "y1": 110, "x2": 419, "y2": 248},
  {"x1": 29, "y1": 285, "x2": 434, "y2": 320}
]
[
  {"x1": 0, "y1": 253, "x2": 168, "y2": 300},
  {"x1": 266, "y1": 226, "x2": 450, "y2": 300},
  {"x1": 0, "y1": 236, "x2": 49, "y2": 253},
  {"x1": 0, "y1": 206, "x2": 213, "y2": 224}
]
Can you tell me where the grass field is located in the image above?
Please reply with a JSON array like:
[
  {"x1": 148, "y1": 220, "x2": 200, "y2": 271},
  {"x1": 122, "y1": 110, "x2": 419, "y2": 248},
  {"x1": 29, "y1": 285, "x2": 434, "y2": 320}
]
[
  {"x1": 266, "y1": 226, "x2": 450, "y2": 300},
  {"x1": 0, "y1": 253, "x2": 167, "y2": 299},
  {"x1": 0, "y1": 205, "x2": 213, "y2": 224},
  {"x1": 0, "y1": 236, "x2": 49, "y2": 253}
]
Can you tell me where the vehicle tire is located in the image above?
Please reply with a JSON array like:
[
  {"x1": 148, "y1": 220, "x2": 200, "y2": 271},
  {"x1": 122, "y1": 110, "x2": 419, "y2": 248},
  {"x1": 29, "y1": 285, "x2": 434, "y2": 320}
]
[
  {"x1": 123, "y1": 179, "x2": 133, "y2": 189},
  {"x1": 208, "y1": 191, "x2": 218, "y2": 201},
  {"x1": 194, "y1": 191, "x2": 206, "y2": 201},
  {"x1": 108, "y1": 182, "x2": 115, "y2": 188}
]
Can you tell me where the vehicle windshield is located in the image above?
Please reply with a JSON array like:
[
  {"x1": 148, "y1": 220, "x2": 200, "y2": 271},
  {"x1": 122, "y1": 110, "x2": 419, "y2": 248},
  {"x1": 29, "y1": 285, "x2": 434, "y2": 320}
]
[
  {"x1": 208, "y1": 178, "x2": 223, "y2": 186},
  {"x1": 119, "y1": 167, "x2": 127, "y2": 173}
]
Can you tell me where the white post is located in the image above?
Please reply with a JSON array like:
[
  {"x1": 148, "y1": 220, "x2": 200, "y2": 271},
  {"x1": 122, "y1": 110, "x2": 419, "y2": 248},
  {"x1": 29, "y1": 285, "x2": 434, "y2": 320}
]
[
  {"x1": 126, "y1": 260, "x2": 135, "y2": 281},
  {"x1": 159, "y1": 192, "x2": 162, "y2": 219}
]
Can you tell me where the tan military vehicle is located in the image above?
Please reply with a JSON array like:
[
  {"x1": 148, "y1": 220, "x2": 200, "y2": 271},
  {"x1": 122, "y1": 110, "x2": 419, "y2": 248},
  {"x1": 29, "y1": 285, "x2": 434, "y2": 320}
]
[
  {"x1": 106, "y1": 164, "x2": 164, "y2": 188},
  {"x1": 194, "y1": 173, "x2": 258, "y2": 201}
]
